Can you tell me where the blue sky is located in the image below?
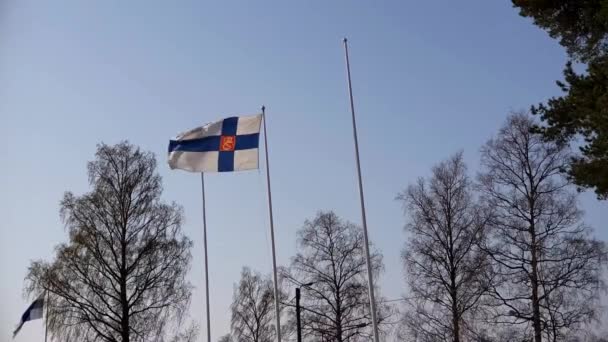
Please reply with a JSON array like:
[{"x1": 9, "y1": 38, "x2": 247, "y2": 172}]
[{"x1": 1, "y1": 1, "x2": 606, "y2": 341}]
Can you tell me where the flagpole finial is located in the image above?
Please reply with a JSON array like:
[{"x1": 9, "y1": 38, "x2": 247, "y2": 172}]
[
  {"x1": 343, "y1": 37, "x2": 348, "y2": 43},
  {"x1": 261, "y1": 105, "x2": 265, "y2": 113}
]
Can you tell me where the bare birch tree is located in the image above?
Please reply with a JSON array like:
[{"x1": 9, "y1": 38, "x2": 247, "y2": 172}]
[
  {"x1": 282, "y1": 211, "x2": 390, "y2": 342},
  {"x1": 24, "y1": 142, "x2": 193, "y2": 342},
  {"x1": 397, "y1": 152, "x2": 492, "y2": 342},
  {"x1": 230, "y1": 267, "x2": 279, "y2": 342},
  {"x1": 168, "y1": 323, "x2": 199, "y2": 342},
  {"x1": 218, "y1": 334, "x2": 233, "y2": 342},
  {"x1": 478, "y1": 113, "x2": 606, "y2": 342}
]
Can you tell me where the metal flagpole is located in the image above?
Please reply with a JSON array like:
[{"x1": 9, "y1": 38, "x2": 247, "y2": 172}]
[
  {"x1": 261, "y1": 105, "x2": 283, "y2": 342},
  {"x1": 201, "y1": 173, "x2": 212, "y2": 342},
  {"x1": 44, "y1": 290, "x2": 49, "y2": 342},
  {"x1": 342, "y1": 37, "x2": 380, "y2": 342}
]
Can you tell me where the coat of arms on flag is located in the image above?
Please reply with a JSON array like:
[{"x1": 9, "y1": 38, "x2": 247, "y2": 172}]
[{"x1": 168, "y1": 114, "x2": 262, "y2": 172}]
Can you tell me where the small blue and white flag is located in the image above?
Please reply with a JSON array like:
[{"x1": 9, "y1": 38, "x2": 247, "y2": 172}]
[
  {"x1": 168, "y1": 114, "x2": 263, "y2": 172},
  {"x1": 13, "y1": 295, "x2": 45, "y2": 338}
]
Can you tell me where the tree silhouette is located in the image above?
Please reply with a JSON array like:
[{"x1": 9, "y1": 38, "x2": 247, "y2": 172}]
[{"x1": 25, "y1": 142, "x2": 193, "y2": 342}]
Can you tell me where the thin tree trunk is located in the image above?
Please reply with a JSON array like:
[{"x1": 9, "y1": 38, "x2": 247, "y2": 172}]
[
  {"x1": 525, "y1": 132, "x2": 542, "y2": 342},
  {"x1": 121, "y1": 225, "x2": 130, "y2": 342},
  {"x1": 450, "y1": 250, "x2": 460, "y2": 342},
  {"x1": 336, "y1": 292, "x2": 343, "y2": 342},
  {"x1": 121, "y1": 283, "x2": 130, "y2": 342},
  {"x1": 447, "y1": 202, "x2": 460, "y2": 342},
  {"x1": 530, "y1": 224, "x2": 542, "y2": 342},
  {"x1": 451, "y1": 284, "x2": 460, "y2": 342}
]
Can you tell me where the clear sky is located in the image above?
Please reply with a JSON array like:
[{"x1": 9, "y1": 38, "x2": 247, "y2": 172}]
[{"x1": 1, "y1": 1, "x2": 606, "y2": 341}]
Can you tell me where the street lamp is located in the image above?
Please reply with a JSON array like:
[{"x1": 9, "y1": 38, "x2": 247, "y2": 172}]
[{"x1": 296, "y1": 282, "x2": 314, "y2": 342}]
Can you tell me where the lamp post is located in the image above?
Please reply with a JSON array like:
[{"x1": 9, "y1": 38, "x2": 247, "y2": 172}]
[{"x1": 295, "y1": 282, "x2": 314, "y2": 342}]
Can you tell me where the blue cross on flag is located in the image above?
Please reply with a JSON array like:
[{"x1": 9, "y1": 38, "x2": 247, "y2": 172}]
[{"x1": 168, "y1": 114, "x2": 262, "y2": 172}]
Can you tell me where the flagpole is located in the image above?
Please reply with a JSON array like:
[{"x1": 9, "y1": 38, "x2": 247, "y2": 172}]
[
  {"x1": 44, "y1": 290, "x2": 49, "y2": 342},
  {"x1": 261, "y1": 105, "x2": 283, "y2": 342},
  {"x1": 201, "y1": 173, "x2": 212, "y2": 342},
  {"x1": 342, "y1": 38, "x2": 380, "y2": 342}
]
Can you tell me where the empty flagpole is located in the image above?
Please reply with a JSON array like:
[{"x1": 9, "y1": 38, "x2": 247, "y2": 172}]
[
  {"x1": 201, "y1": 173, "x2": 212, "y2": 342},
  {"x1": 261, "y1": 105, "x2": 283, "y2": 342},
  {"x1": 342, "y1": 38, "x2": 380, "y2": 342}
]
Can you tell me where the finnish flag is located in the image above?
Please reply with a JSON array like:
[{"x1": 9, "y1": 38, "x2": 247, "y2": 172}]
[
  {"x1": 168, "y1": 114, "x2": 262, "y2": 172},
  {"x1": 13, "y1": 295, "x2": 44, "y2": 338}
]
